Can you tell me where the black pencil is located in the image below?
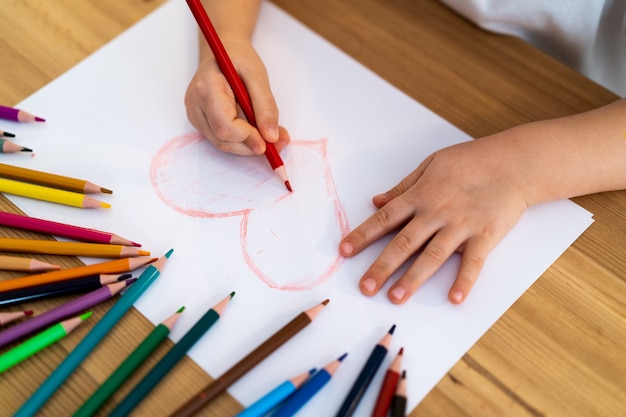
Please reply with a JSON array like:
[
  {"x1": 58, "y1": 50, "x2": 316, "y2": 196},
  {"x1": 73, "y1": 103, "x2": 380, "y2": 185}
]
[
  {"x1": 0, "y1": 273, "x2": 131, "y2": 306},
  {"x1": 390, "y1": 370, "x2": 407, "y2": 417}
]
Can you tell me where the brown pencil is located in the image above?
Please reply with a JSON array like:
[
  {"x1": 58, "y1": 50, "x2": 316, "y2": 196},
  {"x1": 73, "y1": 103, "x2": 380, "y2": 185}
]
[
  {"x1": 0, "y1": 238, "x2": 149, "y2": 258},
  {"x1": 0, "y1": 310, "x2": 33, "y2": 326},
  {"x1": 0, "y1": 255, "x2": 60, "y2": 272},
  {"x1": 0, "y1": 162, "x2": 111, "y2": 194},
  {"x1": 170, "y1": 299, "x2": 330, "y2": 417},
  {"x1": 0, "y1": 256, "x2": 156, "y2": 293}
]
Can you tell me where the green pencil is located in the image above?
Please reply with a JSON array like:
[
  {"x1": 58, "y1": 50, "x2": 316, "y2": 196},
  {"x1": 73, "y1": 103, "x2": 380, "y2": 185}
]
[
  {"x1": 109, "y1": 291, "x2": 235, "y2": 416},
  {"x1": 0, "y1": 312, "x2": 92, "y2": 373},
  {"x1": 14, "y1": 249, "x2": 173, "y2": 417},
  {"x1": 73, "y1": 307, "x2": 185, "y2": 417}
]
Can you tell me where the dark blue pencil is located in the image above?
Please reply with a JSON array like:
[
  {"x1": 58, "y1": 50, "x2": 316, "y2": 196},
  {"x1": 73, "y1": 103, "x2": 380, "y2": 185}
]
[
  {"x1": 334, "y1": 325, "x2": 396, "y2": 417},
  {"x1": 273, "y1": 353, "x2": 348, "y2": 417}
]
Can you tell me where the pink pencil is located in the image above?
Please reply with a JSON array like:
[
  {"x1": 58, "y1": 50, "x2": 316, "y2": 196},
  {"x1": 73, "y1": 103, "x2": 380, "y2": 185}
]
[
  {"x1": 0, "y1": 211, "x2": 140, "y2": 246},
  {"x1": 0, "y1": 105, "x2": 45, "y2": 123}
]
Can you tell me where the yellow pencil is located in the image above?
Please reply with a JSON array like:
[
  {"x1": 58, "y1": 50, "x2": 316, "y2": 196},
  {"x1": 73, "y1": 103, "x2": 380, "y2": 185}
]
[
  {"x1": 0, "y1": 177, "x2": 110, "y2": 208},
  {"x1": 0, "y1": 238, "x2": 150, "y2": 258}
]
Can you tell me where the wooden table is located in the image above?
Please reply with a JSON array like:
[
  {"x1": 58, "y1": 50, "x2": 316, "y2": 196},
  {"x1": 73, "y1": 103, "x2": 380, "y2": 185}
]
[{"x1": 1, "y1": 1, "x2": 624, "y2": 416}]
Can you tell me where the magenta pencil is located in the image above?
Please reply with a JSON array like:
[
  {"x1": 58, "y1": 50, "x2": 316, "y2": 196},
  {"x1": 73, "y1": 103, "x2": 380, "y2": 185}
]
[
  {"x1": 0, "y1": 211, "x2": 140, "y2": 246},
  {"x1": 0, "y1": 105, "x2": 45, "y2": 123},
  {"x1": 0, "y1": 279, "x2": 135, "y2": 348}
]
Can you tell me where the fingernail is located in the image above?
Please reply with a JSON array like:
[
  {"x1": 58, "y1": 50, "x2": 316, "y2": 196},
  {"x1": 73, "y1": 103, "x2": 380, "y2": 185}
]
[
  {"x1": 451, "y1": 290, "x2": 464, "y2": 303},
  {"x1": 361, "y1": 278, "x2": 377, "y2": 293},
  {"x1": 390, "y1": 286, "x2": 406, "y2": 301},
  {"x1": 340, "y1": 241, "x2": 354, "y2": 256},
  {"x1": 266, "y1": 125, "x2": 279, "y2": 142}
]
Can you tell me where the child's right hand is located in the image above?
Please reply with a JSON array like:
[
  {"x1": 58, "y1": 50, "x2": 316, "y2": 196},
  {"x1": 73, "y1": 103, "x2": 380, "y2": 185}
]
[{"x1": 184, "y1": 37, "x2": 291, "y2": 156}]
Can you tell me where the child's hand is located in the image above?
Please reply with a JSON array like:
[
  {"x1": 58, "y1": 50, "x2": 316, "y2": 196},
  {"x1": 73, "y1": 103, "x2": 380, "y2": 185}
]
[
  {"x1": 184, "y1": 37, "x2": 290, "y2": 156},
  {"x1": 339, "y1": 132, "x2": 533, "y2": 305}
]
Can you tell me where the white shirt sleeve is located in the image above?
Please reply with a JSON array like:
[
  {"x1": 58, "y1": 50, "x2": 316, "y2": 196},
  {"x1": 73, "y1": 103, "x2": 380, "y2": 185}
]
[{"x1": 439, "y1": 0, "x2": 626, "y2": 96}]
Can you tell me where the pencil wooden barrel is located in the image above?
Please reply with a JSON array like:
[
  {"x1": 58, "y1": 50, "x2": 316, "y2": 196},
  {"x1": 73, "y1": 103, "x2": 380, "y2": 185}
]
[{"x1": 0, "y1": 1, "x2": 624, "y2": 416}]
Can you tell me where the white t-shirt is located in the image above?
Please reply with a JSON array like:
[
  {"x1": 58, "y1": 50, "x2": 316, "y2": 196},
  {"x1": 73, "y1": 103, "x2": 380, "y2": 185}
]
[{"x1": 440, "y1": 0, "x2": 626, "y2": 96}]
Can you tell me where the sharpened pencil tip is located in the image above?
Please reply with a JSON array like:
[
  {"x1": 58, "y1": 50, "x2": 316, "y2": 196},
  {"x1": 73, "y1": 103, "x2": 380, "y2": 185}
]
[
  {"x1": 229, "y1": 291, "x2": 236, "y2": 299},
  {"x1": 285, "y1": 180, "x2": 292, "y2": 192},
  {"x1": 321, "y1": 298, "x2": 330, "y2": 306},
  {"x1": 177, "y1": 306, "x2": 186, "y2": 313},
  {"x1": 125, "y1": 277, "x2": 138, "y2": 286},
  {"x1": 138, "y1": 250, "x2": 151, "y2": 256},
  {"x1": 35, "y1": 116, "x2": 46, "y2": 122},
  {"x1": 101, "y1": 187, "x2": 113, "y2": 194},
  {"x1": 80, "y1": 311, "x2": 93, "y2": 320},
  {"x1": 164, "y1": 249, "x2": 174, "y2": 258},
  {"x1": 20, "y1": 147, "x2": 33, "y2": 152},
  {"x1": 117, "y1": 273, "x2": 132, "y2": 281},
  {"x1": 399, "y1": 347, "x2": 404, "y2": 355},
  {"x1": 24, "y1": 310, "x2": 34, "y2": 316},
  {"x1": 389, "y1": 324, "x2": 396, "y2": 335},
  {"x1": 2, "y1": 131, "x2": 15, "y2": 138},
  {"x1": 100, "y1": 202, "x2": 112, "y2": 208},
  {"x1": 338, "y1": 352, "x2": 348, "y2": 362}
]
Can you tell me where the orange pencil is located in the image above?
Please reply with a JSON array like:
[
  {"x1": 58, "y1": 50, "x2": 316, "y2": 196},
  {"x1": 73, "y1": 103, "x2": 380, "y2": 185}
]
[
  {"x1": 0, "y1": 256, "x2": 156, "y2": 293},
  {"x1": 0, "y1": 238, "x2": 149, "y2": 258},
  {"x1": 0, "y1": 163, "x2": 111, "y2": 194},
  {"x1": 0, "y1": 255, "x2": 60, "y2": 272},
  {"x1": 0, "y1": 310, "x2": 33, "y2": 326}
]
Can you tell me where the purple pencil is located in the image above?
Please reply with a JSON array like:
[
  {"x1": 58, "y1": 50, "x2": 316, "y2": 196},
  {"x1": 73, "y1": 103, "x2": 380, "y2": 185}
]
[
  {"x1": 0, "y1": 278, "x2": 135, "y2": 348},
  {"x1": 0, "y1": 105, "x2": 45, "y2": 123}
]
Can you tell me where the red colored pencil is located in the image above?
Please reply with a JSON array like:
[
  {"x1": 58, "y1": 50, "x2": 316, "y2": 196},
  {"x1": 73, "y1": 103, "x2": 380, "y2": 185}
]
[
  {"x1": 371, "y1": 347, "x2": 404, "y2": 417},
  {"x1": 0, "y1": 211, "x2": 140, "y2": 246},
  {"x1": 0, "y1": 310, "x2": 34, "y2": 326},
  {"x1": 185, "y1": 0, "x2": 292, "y2": 192},
  {"x1": 0, "y1": 104, "x2": 45, "y2": 123}
]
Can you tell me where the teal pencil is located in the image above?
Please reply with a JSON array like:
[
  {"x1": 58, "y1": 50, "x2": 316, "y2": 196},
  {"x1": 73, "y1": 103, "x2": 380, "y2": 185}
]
[
  {"x1": 13, "y1": 249, "x2": 173, "y2": 417},
  {"x1": 72, "y1": 307, "x2": 185, "y2": 417},
  {"x1": 109, "y1": 291, "x2": 235, "y2": 416},
  {"x1": 0, "y1": 312, "x2": 91, "y2": 373}
]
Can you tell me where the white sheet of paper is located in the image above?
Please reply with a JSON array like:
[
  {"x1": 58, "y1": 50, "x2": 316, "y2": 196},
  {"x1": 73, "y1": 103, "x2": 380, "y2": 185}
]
[{"x1": 7, "y1": 1, "x2": 593, "y2": 415}]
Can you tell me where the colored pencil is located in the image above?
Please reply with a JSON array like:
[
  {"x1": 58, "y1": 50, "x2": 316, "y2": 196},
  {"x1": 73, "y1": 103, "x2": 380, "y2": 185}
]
[
  {"x1": 0, "y1": 105, "x2": 45, "y2": 123},
  {"x1": 0, "y1": 177, "x2": 110, "y2": 208},
  {"x1": 0, "y1": 138, "x2": 31, "y2": 153},
  {"x1": 273, "y1": 354, "x2": 348, "y2": 417},
  {"x1": 109, "y1": 292, "x2": 235, "y2": 417},
  {"x1": 0, "y1": 254, "x2": 60, "y2": 272},
  {"x1": 0, "y1": 238, "x2": 149, "y2": 258},
  {"x1": 0, "y1": 163, "x2": 111, "y2": 194},
  {"x1": 0, "y1": 129, "x2": 16, "y2": 138},
  {"x1": 0, "y1": 256, "x2": 155, "y2": 293},
  {"x1": 371, "y1": 347, "x2": 404, "y2": 417},
  {"x1": 0, "y1": 210, "x2": 139, "y2": 246},
  {"x1": 73, "y1": 306, "x2": 185, "y2": 417},
  {"x1": 0, "y1": 312, "x2": 91, "y2": 373},
  {"x1": 185, "y1": 0, "x2": 292, "y2": 192},
  {"x1": 13, "y1": 249, "x2": 173, "y2": 417},
  {"x1": 171, "y1": 299, "x2": 330, "y2": 417},
  {"x1": 0, "y1": 278, "x2": 135, "y2": 348},
  {"x1": 390, "y1": 370, "x2": 407, "y2": 417},
  {"x1": 335, "y1": 325, "x2": 396, "y2": 417},
  {"x1": 0, "y1": 310, "x2": 33, "y2": 326},
  {"x1": 235, "y1": 368, "x2": 317, "y2": 417},
  {"x1": 0, "y1": 273, "x2": 131, "y2": 307}
]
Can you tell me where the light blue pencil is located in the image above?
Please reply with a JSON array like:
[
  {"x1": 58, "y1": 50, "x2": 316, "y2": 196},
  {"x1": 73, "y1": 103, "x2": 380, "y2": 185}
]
[
  {"x1": 235, "y1": 368, "x2": 316, "y2": 417},
  {"x1": 13, "y1": 249, "x2": 173, "y2": 417}
]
